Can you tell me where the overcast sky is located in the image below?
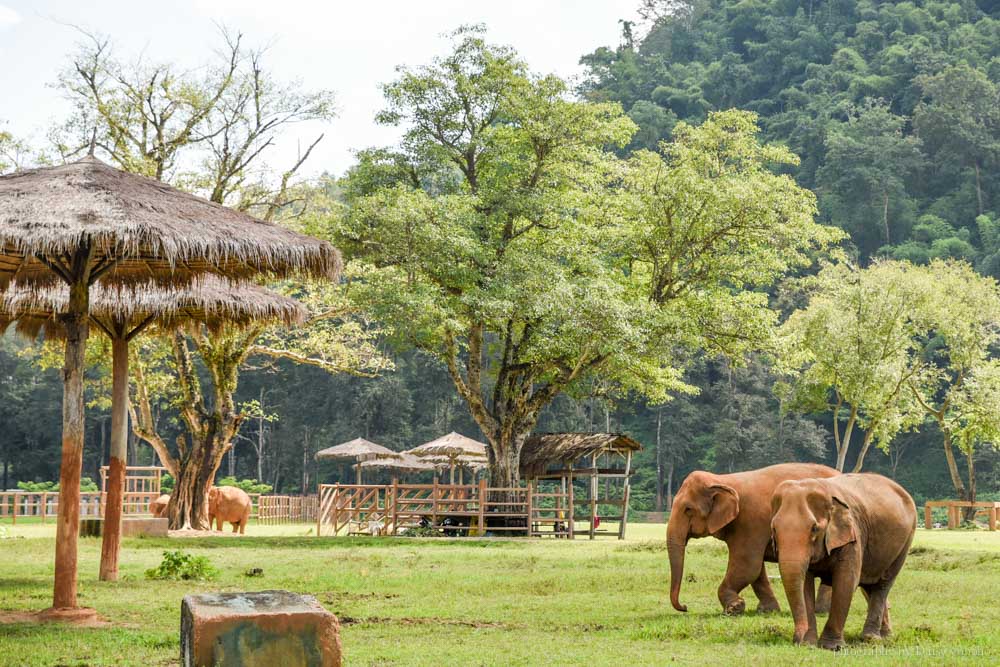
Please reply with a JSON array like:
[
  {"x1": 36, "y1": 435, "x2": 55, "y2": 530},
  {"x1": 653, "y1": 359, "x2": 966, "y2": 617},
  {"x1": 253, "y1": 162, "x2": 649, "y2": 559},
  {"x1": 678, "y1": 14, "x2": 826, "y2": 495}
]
[{"x1": 0, "y1": 1, "x2": 635, "y2": 177}]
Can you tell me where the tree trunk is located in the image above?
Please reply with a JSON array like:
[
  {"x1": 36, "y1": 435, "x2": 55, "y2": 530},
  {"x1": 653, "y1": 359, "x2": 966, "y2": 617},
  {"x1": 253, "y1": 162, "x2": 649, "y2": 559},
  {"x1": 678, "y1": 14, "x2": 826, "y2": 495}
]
[
  {"x1": 963, "y1": 449, "x2": 977, "y2": 522},
  {"x1": 851, "y1": 431, "x2": 875, "y2": 473},
  {"x1": 835, "y1": 406, "x2": 858, "y2": 472},
  {"x1": 486, "y1": 431, "x2": 526, "y2": 532},
  {"x1": 655, "y1": 408, "x2": 664, "y2": 512},
  {"x1": 941, "y1": 429, "x2": 969, "y2": 503},
  {"x1": 167, "y1": 431, "x2": 229, "y2": 530}
]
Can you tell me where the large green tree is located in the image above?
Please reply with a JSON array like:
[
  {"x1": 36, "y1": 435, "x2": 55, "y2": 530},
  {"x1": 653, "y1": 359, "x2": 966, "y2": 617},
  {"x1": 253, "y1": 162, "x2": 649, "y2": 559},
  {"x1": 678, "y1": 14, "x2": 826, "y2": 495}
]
[{"x1": 338, "y1": 28, "x2": 839, "y2": 489}]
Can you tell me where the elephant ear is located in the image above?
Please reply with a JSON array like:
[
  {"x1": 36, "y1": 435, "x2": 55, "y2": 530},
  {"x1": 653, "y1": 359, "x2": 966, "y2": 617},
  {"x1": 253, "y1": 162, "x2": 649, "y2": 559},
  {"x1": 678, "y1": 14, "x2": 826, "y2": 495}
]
[
  {"x1": 706, "y1": 484, "x2": 740, "y2": 534},
  {"x1": 825, "y1": 495, "x2": 857, "y2": 553}
]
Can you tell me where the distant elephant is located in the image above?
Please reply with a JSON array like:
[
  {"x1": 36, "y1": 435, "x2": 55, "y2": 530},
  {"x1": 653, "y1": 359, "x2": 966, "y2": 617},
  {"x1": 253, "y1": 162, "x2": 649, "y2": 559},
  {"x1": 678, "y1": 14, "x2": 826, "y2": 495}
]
[
  {"x1": 207, "y1": 486, "x2": 252, "y2": 534},
  {"x1": 668, "y1": 463, "x2": 839, "y2": 615},
  {"x1": 149, "y1": 494, "x2": 171, "y2": 518},
  {"x1": 770, "y1": 473, "x2": 916, "y2": 650}
]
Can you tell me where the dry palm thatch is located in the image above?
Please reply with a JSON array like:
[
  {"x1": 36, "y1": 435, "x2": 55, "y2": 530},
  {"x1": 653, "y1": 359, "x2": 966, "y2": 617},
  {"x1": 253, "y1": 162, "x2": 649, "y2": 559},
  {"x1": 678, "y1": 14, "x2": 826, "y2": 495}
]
[
  {"x1": 359, "y1": 452, "x2": 435, "y2": 474},
  {"x1": 424, "y1": 454, "x2": 488, "y2": 471},
  {"x1": 314, "y1": 438, "x2": 400, "y2": 462},
  {"x1": 408, "y1": 432, "x2": 488, "y2": 459},
  {"x1": 519, "y1": 433, "x2": 643, "y2": 478},
  {"x1": 0, "y1": 156, "x2": 341, "y2": 289},
  {"x1": 0, "y1": 276, "x2": 307, "y2": 339}
]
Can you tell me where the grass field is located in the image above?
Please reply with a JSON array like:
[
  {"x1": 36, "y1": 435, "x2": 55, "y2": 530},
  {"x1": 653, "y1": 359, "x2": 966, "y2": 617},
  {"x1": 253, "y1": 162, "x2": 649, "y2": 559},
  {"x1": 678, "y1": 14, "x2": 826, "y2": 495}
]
[{"x1": 0, "y1": 522, "x2": 998, "y2": 666}]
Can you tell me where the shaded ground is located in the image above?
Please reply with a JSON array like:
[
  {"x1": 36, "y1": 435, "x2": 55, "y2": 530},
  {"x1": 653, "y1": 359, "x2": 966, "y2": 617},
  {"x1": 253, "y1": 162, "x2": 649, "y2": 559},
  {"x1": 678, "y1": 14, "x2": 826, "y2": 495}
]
[{"x1": 0, "y1": 523, "x2": 998, "y2": 665}]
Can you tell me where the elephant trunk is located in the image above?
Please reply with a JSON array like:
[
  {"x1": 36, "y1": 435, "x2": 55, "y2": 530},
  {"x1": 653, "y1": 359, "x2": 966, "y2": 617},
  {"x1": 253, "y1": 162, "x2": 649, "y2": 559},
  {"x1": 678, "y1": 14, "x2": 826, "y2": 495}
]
[
  {"x1": 779, "y1": 558, "x2": 811, "y2": 644},
  {"x1": 667, "y1": 513, "x2": 689, "y2": 612}
]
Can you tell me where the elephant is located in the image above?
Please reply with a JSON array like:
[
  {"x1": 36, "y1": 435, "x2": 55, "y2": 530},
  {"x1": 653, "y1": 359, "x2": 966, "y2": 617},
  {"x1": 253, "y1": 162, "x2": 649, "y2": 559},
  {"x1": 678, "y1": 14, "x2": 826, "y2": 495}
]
[
  {"x1": 207, "y1": 486, "x2": 252, "y2": 534},
  {"x1": 149, "y1": 494, "x2": 171, "y2": 518},
  {"x1": 668, "y1": 462, "x2": 839, "y2": 615},
  {"x1": 770, "y1": 473, "x2": 916, "y2": 650}
]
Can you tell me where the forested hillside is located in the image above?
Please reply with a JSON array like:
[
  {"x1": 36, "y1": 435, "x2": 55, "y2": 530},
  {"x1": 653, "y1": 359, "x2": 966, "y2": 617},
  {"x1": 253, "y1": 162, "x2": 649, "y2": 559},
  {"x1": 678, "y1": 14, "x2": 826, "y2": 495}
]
[{"x1": 3, "y1": 2, "x2": 999, "y2": 509}]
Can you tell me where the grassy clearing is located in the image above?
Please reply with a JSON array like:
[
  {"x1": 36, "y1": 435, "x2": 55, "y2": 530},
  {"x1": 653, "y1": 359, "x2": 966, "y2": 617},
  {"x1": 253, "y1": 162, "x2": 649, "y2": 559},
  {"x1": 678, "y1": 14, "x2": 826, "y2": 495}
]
[{"x1": 0, "y1": 522, "x2": 997, "y2": 665}]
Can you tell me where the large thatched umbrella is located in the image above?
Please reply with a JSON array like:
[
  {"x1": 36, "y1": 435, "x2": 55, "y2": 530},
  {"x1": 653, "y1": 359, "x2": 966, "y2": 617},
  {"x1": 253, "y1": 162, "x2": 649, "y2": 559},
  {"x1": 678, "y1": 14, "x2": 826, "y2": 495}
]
[
  {"x1": 315, "y1": 438, "x2": 399, "y2": 484},
  {"x1": 1, "y1": 277, "x2": 307, "y2": 582},
  {"x1": 0, "y1": 155, "x2": 338, "y2": 614},
  {"x1": 359, "y1": 452, "x2": 435, "y2": 476},
  {"x1": 408, "y1": 432, "x2": 488, "y2": 484}
]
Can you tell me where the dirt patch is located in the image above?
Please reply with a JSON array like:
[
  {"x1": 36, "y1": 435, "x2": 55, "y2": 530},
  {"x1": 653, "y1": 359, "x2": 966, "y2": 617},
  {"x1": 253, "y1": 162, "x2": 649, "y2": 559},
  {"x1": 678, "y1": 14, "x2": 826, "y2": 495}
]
[
  {"x1": 336, "y1": 615, "x2": 517, "y2": 630},
  {"x1": 0, "y1": 608, "x2": 111, "y2": 628},
  {"x1": 168, "y1": 528, "x2": 245, "y2": 538}
]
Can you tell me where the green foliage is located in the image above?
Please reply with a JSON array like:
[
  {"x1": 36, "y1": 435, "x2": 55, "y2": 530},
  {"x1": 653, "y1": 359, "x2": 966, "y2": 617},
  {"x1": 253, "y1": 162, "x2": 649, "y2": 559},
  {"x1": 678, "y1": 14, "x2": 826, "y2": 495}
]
[
  {"x1": 16, "y1": 477, "x2": 98, "y2": 492},
  {"x1": 159, "y1": 474, "x2": 174, "y2": 493},
  {"x1": 144, "y1": 550, "x2": 217, "y2": 581},
  {"x1": 216, "y1": 477, "x2": 273, "y2": 495}
]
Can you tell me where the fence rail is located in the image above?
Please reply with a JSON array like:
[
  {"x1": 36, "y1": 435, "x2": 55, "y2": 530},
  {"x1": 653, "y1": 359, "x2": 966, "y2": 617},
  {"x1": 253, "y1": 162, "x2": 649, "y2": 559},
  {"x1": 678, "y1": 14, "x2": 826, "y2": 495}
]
[
  {"x1": 924, "y1": 500, "x2": 1000, "y2": 530},
  {"x1": 0, "y1": 491, "x2": 160, "y2": 524},
  {"x1": 255, "y1": 495, "x2": 318, "y2": 524},
  {"x1": 317, "y1": 481, "x2": 575, "y2": 538}
]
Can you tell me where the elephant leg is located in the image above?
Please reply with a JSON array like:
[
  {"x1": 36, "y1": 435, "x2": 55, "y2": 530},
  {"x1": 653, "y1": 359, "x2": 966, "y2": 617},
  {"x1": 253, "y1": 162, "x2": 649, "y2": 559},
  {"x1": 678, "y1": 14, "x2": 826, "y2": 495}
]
[
  {"x1": 718, "y1": 547, "x2": 765, "y2": 615},
  {"x1": 860, "y1": 586, "x2": 890, "y2": 642},
  {"x1": 815, "y1": 583, "x2": 833, "y2": 614},
  {"x1": 749, "y1": 563, "x2": 781, "y2": 613},
  {"x1": 802, "y1": 571, "x2": 818, "y2": 645},
  {"x1": 232, "y1": 521, "x2": 239, "y2": 533},
  {"x1": 819, "y1": 564, "x2": 859, "y2": 651}
]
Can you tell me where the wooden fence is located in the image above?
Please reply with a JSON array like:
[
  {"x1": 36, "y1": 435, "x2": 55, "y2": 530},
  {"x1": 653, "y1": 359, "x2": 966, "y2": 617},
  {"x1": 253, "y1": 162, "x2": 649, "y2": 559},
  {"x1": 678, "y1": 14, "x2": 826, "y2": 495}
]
[
  {"x1": 924, "y1": 500, "x2": 1000, "y2": 530},
  {"x1": 316, "y1": 481, "x2": 574, "y2": 538},
  {"x1": 0, "y1": 491, "x2": 161, "y2": 524},
  {"x1": 255, "y1": 495, "x2": 318, "y2": 524}
]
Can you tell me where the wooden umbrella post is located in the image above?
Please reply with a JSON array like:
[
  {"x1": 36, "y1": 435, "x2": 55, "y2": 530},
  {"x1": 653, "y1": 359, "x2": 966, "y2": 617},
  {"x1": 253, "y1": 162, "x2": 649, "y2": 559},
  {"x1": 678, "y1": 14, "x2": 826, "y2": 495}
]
[
  {"x1": 51, "y1": 255, "x2": 93, "y2": 611},
  {"x1": 99, "y1": 334, "x2": 129, "y2": 581}
]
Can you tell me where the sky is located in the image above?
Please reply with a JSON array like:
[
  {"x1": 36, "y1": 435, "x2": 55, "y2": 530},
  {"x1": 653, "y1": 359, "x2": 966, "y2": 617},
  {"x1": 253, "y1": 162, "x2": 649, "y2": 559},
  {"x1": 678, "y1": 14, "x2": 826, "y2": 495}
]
[{"x1": 0, "y1": 0, "x2": 635, "y2": 178}]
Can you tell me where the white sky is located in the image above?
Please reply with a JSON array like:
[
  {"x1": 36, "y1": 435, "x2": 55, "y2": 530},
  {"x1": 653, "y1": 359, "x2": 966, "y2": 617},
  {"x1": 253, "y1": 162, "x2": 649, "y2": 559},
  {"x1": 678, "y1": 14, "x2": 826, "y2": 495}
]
[{"x1": 0, "y1": 1, "x2": 635, "y2": 178}]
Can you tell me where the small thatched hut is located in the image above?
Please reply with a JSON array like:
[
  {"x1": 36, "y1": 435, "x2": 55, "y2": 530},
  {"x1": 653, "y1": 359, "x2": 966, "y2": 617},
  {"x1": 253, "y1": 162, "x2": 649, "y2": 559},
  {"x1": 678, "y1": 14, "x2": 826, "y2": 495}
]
[{"x1": 520, "y1": 433, "x2": 642, "y2": 540}]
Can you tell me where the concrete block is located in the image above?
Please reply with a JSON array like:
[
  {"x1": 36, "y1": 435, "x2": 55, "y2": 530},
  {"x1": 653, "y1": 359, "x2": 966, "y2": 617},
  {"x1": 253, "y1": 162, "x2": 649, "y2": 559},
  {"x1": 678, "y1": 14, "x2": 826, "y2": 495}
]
[
  {"x1": 180, "y1": 590, "x2": 341, "y2": 667},
  {"x1": 78, "y1": 517, "x2": 169, "y2": 538}
]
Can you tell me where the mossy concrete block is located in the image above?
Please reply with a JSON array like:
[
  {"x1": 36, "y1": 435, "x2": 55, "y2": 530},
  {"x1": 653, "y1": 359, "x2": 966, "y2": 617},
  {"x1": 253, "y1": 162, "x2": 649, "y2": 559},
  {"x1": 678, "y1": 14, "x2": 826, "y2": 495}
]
[{"x1": 180, "y1": 590, "x2": 342, "y2": 667}]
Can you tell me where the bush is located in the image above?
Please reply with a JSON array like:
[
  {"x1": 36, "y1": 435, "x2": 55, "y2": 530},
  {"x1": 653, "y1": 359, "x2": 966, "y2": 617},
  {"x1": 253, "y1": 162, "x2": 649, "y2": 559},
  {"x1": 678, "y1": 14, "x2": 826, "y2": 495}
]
[
  {"x1": 216, "y1": 476, "x2": 273, "y2": 495},
  {"x1": 17, "y1": 477, "x2": 98, "y2": 492},
  {"x1": 145, "y1": 550, "x2": 217, "y2": 581},
  {"x1": 160, "y1": 474, "x2": 174, "y2": 493}
]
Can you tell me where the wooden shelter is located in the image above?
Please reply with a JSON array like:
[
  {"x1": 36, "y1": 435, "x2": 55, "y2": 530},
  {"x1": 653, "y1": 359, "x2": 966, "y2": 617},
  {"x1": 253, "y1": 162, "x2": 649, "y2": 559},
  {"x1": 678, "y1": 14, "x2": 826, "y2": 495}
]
[
  {"x1": 0, "y1": 154, "x2": 337, "y2": 614},
  {"x1": 1, "y1": 278, "x2": 307, "y2": 582},
  {"x1": 520, "y1": 433, "x2": 641, "y2": 540}
]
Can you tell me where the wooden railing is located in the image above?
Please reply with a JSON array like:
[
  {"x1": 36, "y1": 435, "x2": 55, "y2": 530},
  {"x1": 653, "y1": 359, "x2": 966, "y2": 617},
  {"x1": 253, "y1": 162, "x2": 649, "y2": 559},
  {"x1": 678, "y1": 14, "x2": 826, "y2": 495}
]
[
  {"x1": 924, "y1": 500, "x2": 1000, "y2": 530},
  {"x1": 0, "y1": 491, "x2": 161, "y2": 524},
  {"x1": 256, "y1": 495, "x2": 318, "y2": 525},
  {"x1": 317, "y1": 481, "x2": 572, "y2": 538}
]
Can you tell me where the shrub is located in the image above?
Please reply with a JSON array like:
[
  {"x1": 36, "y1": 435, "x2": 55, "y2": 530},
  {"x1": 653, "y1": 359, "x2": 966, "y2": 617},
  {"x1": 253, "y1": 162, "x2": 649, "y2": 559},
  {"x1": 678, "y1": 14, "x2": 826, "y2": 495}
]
[
  {"x1": 160, "y1": 474, "x2": 174, "y2": 493},
  {"x1": 17, "y1": 477, "x2": 98, "y2": 492},
  {"x1": 216, "y1": 476, "x2": 273, "y2": 495},
  {"x1": 145, "y1": 550, "x2": 217, "y2": 581}
]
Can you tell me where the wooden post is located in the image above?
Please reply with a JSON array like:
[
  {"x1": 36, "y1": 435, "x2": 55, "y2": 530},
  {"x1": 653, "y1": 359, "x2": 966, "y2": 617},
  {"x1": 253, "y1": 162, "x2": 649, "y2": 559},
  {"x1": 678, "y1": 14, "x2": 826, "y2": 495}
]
[
  {"x1": 619, "y1": 451, "x2": 632, "y2": 540},
  {"x1": 924, "y1": 504, "x2": 933, "y2": 530},
  {"x1": 526, "y1": 481, "x2": 534, "y2": 537},
  {"x1": 40, "y1": 491, "x2": 47, "y2": 523},
  {"x1": 315, "y1": 487, "x2": 322, "y2": 537},
  {"x1": 390, "y1": 478, "x2": 398, "y2": 535},
  {"x1": 988, "y1": 505, "x2": 997, "y2": 532},
  {"x1": 477, "y1": 477, "x2": 486, "y2": 536},
  {"x1": 99, "y1": 334, "x2": 129, "y2": 582},
  {"x1": 589, "y1": 453, "x2": 598, "y2": 540},
  {"x1": 567, "y1": 468, "x2": 574, "y2": 540},
  {"x1": 432, "y1": 479, "x2": 439, "y2": 526}
]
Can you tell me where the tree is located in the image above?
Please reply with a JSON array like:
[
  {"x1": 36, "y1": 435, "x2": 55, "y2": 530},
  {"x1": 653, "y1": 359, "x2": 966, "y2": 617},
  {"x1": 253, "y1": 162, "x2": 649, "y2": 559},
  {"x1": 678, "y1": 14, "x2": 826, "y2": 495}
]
[
  {"x1": 53, "y1": 29, "x2": 385, "y2": 529},
  {"x1": 817, "y1": 99, "x2": 924, "y2": 246},
  {"x1": 338, "y1": 27, "x2": 839, "y2": 490},
  {"x1": 913, "y1": 64, "x2": 1000, "y2": 216},
  {"x1": 777, "y1": 261, "x2": 927, "y2": 472},
  {"x1": 907, "y1": 260, "x2": 1000, "y2": 514}
]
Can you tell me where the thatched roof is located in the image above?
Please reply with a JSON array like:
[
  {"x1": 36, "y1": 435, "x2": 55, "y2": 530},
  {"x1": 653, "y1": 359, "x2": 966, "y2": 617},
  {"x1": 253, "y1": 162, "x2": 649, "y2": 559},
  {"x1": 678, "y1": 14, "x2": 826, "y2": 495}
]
[
  {"x1": 408, "y1": 432, "x2": 488, "y2": 459},
  {"x1": 0, "y1": 276, "x2": 307, "y2": 340},
  {"x1": 424, "y1": 454, "x2": 488, "y2": 472},
  {"x1": 359, "y1": 452, "x2": 434, "y2": 473},
  {"x1": 520, "y1": 433, "x2": 643, "y2": 477},
  {"x1": 0, "y1": 156, "x2": 341, "y2": 289},
  {"x1": 315, "y1": 438, "x2": 399, "y2": 462}
]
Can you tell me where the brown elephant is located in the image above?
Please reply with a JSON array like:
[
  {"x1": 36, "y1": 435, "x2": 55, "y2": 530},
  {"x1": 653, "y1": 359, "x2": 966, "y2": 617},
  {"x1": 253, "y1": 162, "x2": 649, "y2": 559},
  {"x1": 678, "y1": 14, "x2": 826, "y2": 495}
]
[
  {"x1": 668, "y1": 462, "x2": 839, "y2": 615},
  {"x1": 770, "y1": 474, "x2": 916, "y2": 650},
  {"x1": 207, "y1": 486, "x2": 252, "y2": 534},
  {"x1": 149, "y1": 494, "x2": 171, "y2": 518}
]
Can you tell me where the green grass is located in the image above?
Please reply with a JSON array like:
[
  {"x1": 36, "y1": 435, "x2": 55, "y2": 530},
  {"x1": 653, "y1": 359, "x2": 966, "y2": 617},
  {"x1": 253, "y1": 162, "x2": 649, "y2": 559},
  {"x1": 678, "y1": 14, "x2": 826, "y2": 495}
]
[{"x1": 0, "y1": 522, "x2": 998, "y2": 665}]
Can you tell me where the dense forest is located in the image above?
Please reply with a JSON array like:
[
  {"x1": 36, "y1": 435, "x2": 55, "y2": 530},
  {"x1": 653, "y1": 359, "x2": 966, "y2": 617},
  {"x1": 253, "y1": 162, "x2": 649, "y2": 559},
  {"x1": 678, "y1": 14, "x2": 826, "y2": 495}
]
[{"x1": 3, "y1": 0, "x2": 1000, "y2": 509}]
